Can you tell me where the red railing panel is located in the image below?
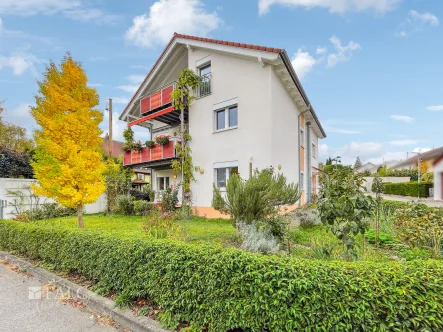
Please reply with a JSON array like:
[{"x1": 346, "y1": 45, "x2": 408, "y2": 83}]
[
  {"x1": 162, "y1": 85, "x2": 173, "y2": 105},
  {"x1": 140, "y1": 96, "x2": 151, "y2": 114},
  {"x1": 151, "y1": 91, "x2": 162, "y2": 109},
  {"x1": 151, "y1": 145, "x2": 162, "y2": 160},
  {"x1": 124, "y1": 151, "x2": 131, "y2": 165},
  {"x1": 163, "y1": 141, "x2": 174, "y2": 158},
  {"x1": 141, "y1": 147, "x2": 151, "y2": 162},
  {"x1": 131, "y1": 151, "x2": 142, "y2": 164}
]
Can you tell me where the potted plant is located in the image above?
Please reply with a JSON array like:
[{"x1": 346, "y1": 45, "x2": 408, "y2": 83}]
[
  {"x1": 145, "y1": 140, "x2": 155, "y2": 148},
  {"x1": 155, "y1": 134, "x2": 170, "y2": 145},
  {"x1": 133, "y1": 140, "x2": 143, "y2": 151},
  {"x1": 122, "y1": 142, "x2": 132, "y2": 152}
]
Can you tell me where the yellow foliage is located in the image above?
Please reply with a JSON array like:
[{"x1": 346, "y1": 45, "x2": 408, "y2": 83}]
[{"x1": 31, "y1": 54, "x2": 105, "y2": 210}]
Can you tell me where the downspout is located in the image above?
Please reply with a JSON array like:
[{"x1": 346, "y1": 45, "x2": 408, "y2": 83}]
[
  {"x1": 306, "y1": 121, "x2": 312, "y2": 203},
  {"x1": 298, "y1": 110, "x2": 309, "y2": 205}
]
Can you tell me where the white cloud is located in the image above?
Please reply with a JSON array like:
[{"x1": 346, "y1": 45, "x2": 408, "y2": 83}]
[
  {"x1": 316, "y1": 46, "x2": 327, "y2": 54},
  {"x1": 396, "y1": 10, "x2": 439, "y2": 37},
  {"x1": 326, "y1": 127, "x2": 361, "y2": 134},
  {"x1": 427, "y1": 105, "x2": 443, "y2": 112},
  {"x1": 0, "y1": 0, "x2": 118, "y2": 24},
  {"x1": 125, "y1": 0, "x2": 223, "y2": 48},
  {"x1": 102, "y1": 111, "x2": 150, "y2": 142},
  {"x1": 112, "y1": 97, "x2": 130, "y2": 105},
  {"x1": 126, "y1": 74, "x2": 145, "y2": 84},
  {"x1": 318, "y1": 143, "x2": 329, "y2": 161},
  {"x1": 291, "y1": 49, "x2": 318, "y2": 79},
  {"x1": 389, "y1": 139, "x2": 419, "y2": 146},
  {"x1": 88, "y1": 83, "x2": 103, "y2": 87},
  {"x1": 116, "y1": 84, "x2": 139, "y2": 93},
  {"x1": 390, "y1": 115, "x2": 414, "y2": 123},
  {"x1": 3, "y1": 103, "x2": 37, "y2": 133},
  {"x1": 409, "y1": 10, "x2": 439, "y2": 27},
  {"x1": 258, "y1": 0, "x2": 400, "y2": 15},
  {"x1": 327, "y1": 35, "x2": 361, "y2": 68},
  {"x1": 412, "y1": 147, "x2": 431, "y2": 153},
  {"x1": 0, "y1": 53, "x2": 39, "y2": 76}
]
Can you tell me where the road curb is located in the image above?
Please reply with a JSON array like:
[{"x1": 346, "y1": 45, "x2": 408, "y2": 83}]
[{"x1": 0, "y1": 251, "x2": 168, "y2": 332}]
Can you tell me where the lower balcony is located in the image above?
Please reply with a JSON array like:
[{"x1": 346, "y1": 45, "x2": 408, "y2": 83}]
[{"x1": 123, "y1": 140, "x2": 179, "y2": 169}]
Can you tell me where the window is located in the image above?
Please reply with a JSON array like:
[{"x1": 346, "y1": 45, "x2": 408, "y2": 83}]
[
  {"x1": 215, "y1": 166, "x2": 239, "y2": 188},
  {"x1": 312, "y1": 142, "x2": 316, "y2": 158},
  {"x1": 198, "y1": 63, "x2": 211, "y2": 97},
  {"x1": 300, "y1": 128, "x2": 305, "y2": 147},
  {"x1": 136, "y1": 173, "x2": 144, "y2": 180},
  {"x1": 158, "y1": 177, "x2": 169, "y2": 191},
  {"x1": 215, "y1": 106, "x2": 238, "y2": 131}
]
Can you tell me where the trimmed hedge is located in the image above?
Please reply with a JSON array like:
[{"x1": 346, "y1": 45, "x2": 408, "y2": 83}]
[
  {"x1": 382, "y1": 181, "x2": 433, "y2": 197},
  {"x1": 1, "y1": 220, "x2": 443, "y2": 331}
]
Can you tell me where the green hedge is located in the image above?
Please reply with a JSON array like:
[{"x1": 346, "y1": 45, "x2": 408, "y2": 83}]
[
  {"x1": 1, "y1": 220, "x2": 443, "y2": 331},
  {"x1": 382, "y1": 182, "x2": 433, "y2": 197}
]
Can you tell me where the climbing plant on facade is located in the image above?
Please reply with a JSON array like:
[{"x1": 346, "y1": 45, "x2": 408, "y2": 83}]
[{"x1": 170, "y1": 69, "x2": 201, "y2": 216}]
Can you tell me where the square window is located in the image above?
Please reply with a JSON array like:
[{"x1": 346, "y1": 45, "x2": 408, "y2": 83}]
[
  {"x1": 199, "y1": 64, "x2": 211, "y2": 76},
  {"x1": 158, "y1": 177, "x2": 169, "y2": 191},
  {"x1": 229, "y1": 107, "x2": 238, "y2": 127},
  {"x1": 216, "y1": 110, "x2": 225, "y2": 130}
]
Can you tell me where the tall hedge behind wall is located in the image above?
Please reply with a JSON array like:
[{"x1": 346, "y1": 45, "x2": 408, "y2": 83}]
[
  {"x1": 1, "y1": 220, "x2": 442, "y2": 331},
  {"x1": 382, "y1": 181, "x2": 433, "y2": 197}
]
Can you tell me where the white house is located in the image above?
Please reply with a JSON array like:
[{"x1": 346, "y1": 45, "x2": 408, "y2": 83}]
[
  {"x1": 433, "y1": 155, "x2": 443, "y2": 201},
  {"x1": 119, "y1": 33, "x2": 326, "y2": 216}
]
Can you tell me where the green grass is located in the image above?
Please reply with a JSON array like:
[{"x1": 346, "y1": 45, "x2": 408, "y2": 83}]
[{"x1": 33, "y1": 214, "x2": 239, "y2": 246}]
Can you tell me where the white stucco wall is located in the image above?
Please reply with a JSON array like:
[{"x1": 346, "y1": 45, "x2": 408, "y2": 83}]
[
  {"x1": 188, "y1": 49, "x2": 274, "y2": 207},
  {"x1": 434, "y1": 161, "x2": 443, "y2": 200},
  {"x1": 0, "y1": 178, "x2": 106, "y2": 220}
]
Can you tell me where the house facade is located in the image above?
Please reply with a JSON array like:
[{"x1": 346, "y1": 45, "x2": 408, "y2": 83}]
[
  {"x1": 119, "y1": 33, "x2": 326, "y2": 214},
  {"x1": 433, "y1": 155, "x2": 443, "y2": 201}
]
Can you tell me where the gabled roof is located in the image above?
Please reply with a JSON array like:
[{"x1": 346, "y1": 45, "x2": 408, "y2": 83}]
[
  {"x1": 120, "y1": 33, "x2": 326, "y2": 138},
  {"x1": 392, "y1": 146, "x2": 443, "y2": 169}
]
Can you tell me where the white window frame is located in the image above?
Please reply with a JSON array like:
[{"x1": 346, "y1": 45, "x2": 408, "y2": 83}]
[
  {"x1": 136, "y1": 173, "x2": 144, "y2": 180},
  {"x1": 214, "y1": 161, "x2": 239, "y2": 190},
  {"x1": 158, "y1": 176, "x2": 170, "y2": 191},
  {"x1": 214, "y1": 104, "x2": 238, "y2": 133}
]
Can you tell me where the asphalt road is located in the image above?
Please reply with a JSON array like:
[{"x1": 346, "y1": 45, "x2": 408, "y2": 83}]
[{"x1": 0, "y1": 264, "x2": 118, "y2": 332}]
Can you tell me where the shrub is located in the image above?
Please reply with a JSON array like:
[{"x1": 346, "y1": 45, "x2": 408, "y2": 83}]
[
  {"x1": 237, "y1": 221, "x2": 280, "y2": 254},
  {"x1": 160, "y1": 186, "x2": 178, "y2": 213},
  {"x1": 145, "y1": 140, "x2": 155, "y2": 148},
  {"x1": 1, "y1": 220, "x2": 443, "y2": 331},
  {"x1": 380, "y1": 200, "x2": 410, "y2": 213},
  {"x1": 133, "y1": 200, "x2": 158, "y2": 216},
  {"x1": 422, "y1": 172, "x2": 434, "y2": 183},
  {"x1": 291, "y1": 207, "x2": 320, "y2": 227},
  {"x1": 130, "y1": 189, "x2": 151, "y2": 201},
  {"x1": 382, "y1": 182, "x2": 433, "y2": 197},
  {"x1": 0, "y1": 147, "x2": 34, "y2": 179},
  {"x1": 365, "y1": 229, "x2": 395, "y2": 245},
  {"x1": 142, "y1": 210, "x2": 182, "y2": 239},
  {"x1": 114, "y1": 195, "x2": 134, "y2": 215},
  {"x1": 401, "y1": 248, "x2": 432, "y2": 261}
]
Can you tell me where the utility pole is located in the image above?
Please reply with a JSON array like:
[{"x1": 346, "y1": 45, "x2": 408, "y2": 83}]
[{"x1": 108, "y1": 98, "x2": 113, "y2": 158}]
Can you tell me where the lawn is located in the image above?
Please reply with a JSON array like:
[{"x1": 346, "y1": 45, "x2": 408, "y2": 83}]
[{"x1": 35, "y1": 214, "x2": 239, "y2": 246}]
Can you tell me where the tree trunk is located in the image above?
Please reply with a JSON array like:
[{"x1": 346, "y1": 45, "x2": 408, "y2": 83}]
[{"x1": 77, "y1": 205, "x2": 84, "y2": 228}]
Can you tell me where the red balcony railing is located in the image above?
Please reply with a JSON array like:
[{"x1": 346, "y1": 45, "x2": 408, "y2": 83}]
[{"x1": 123, "y1": 140, "x2": 179, "y2": 166}]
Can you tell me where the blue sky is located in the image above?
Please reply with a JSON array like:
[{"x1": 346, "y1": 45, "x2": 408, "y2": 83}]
[{"x1": 0, "y1": 0, "x2": 442, "y2": 165}]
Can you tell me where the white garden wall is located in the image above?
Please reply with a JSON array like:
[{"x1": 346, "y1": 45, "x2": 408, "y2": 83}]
[{"x1": 0, "y1": 178, "x2": 106, "y2": 220}]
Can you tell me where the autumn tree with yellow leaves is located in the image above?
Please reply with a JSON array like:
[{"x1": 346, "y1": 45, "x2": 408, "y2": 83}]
[{"x1": 31, "y1": 54, "x2": 105, "y2": 227}]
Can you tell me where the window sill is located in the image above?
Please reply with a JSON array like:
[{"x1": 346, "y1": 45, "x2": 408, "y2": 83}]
[{"x1": 214, "y1": 126, "x2": 238, "y2": 134}]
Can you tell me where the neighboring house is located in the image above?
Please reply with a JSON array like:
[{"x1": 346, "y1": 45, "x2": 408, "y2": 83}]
[
  {"x1": 433, "y1": 154, "x2": 443, "y2": 201},
  {"x1": 132, "y1": 169, "x2": 151, "y2": 191},
  {"x1": 119, "y1": 33, "x2": 326, "y2": 214},
  {"x1": 356, "y1": 162, "x2": 378, "y2": 174},
  {"x1": 101, "y1": 135, "x2": 124, "y2": 158},
  {"x1": 392, "y1": 146, "x2": 443, "y2": 171}
]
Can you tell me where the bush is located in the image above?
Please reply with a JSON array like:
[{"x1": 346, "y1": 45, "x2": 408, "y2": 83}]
[
  {"x1": 365, "y1": 229, "x2": 395, "y2": 245},
  {"x1": 133, "y1": 200, "x2": 158, "y2": 216},
  {"x1": 422, "y1": 172, "x2": 434, "y2": 183},
  {"x1": 291, "y1": 207, "x2": 320, "y2": 227},
  {"x1": 114, "y1": 195, "x2": 134, "y2": 215},
  {"x1": 18, "y1": 203, "x2": 77, "y2": 221},
  {"x1": 160, "y1": 186, "x2": 179, "y2": 213},
  {"x1": 1, "y1": 220, "x2": 443, "y2": 331},
  {"x1": 142, "y1": 210, "x2": 183, "y2": 240},
  {"x1": 382, "y1": 182, "x2": 433, "y2": 197},
  {"x1": 0, "y1": 147, "x2": 34, "y2": 179},
  {"x1": 237, "y1": 221, "x2": 280, "y2": 254},
  {"x1": 130, "y1": 189, "x2": 151, "y2": 201},
  {"x1": 401, "y1": 248, "x2": 432, "y2": 261},
  {"x1": 380, "y1": 200, "x2": 410, "y2": 213}
]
